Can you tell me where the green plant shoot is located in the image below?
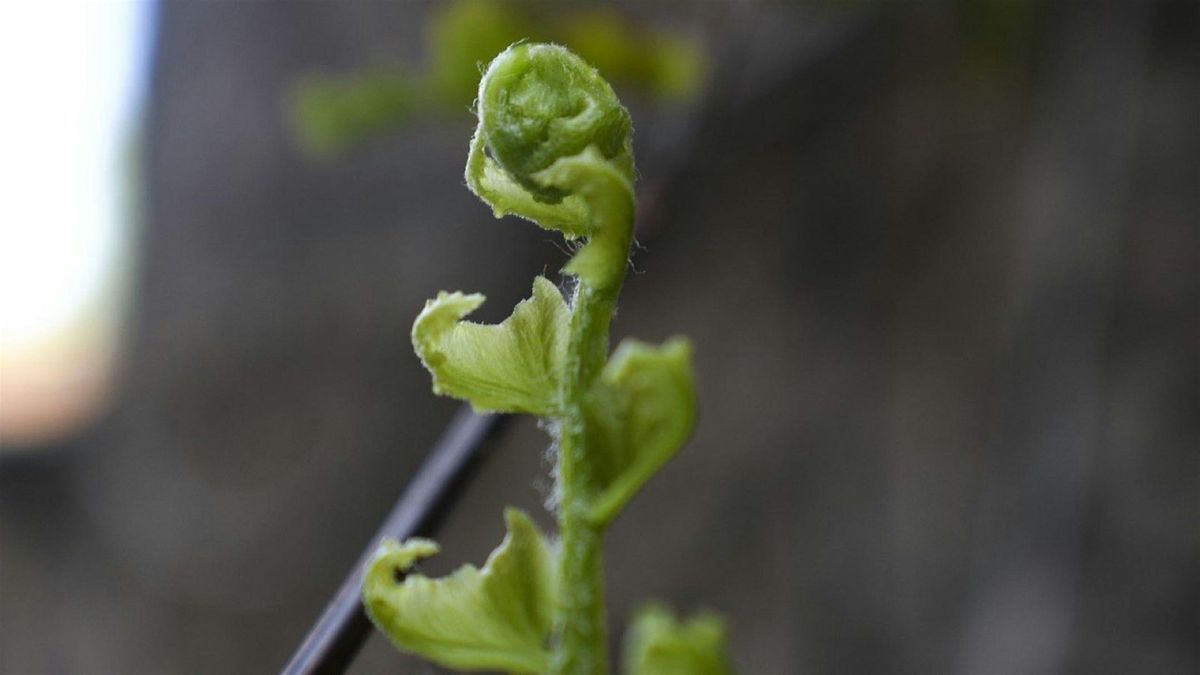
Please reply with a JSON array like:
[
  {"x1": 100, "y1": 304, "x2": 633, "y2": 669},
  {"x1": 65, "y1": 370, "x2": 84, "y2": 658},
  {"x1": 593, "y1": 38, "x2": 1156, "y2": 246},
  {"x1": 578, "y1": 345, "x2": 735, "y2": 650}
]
[{"x1": 362, "y1": 43, "x2": 733, "y2": 675}]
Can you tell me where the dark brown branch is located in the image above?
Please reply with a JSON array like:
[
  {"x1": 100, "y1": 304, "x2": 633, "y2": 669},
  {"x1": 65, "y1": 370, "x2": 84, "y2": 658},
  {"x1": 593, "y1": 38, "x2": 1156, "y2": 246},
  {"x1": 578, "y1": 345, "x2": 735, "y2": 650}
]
[{"x1": 282, "y1": 407, "x2": 507, "y2": 675}]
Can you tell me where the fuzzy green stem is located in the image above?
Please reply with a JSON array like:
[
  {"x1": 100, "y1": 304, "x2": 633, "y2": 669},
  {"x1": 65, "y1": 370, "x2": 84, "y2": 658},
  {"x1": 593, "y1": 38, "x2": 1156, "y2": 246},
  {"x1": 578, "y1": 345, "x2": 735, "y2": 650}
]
[
  {"x1": 553, "y1": 492, "x2": 607, "y2": 675},
  {"x1": 466, "y1": 41, "x2": 636, "y2": 674},
  {"x1": 553, "y1": 280, "x2": 620, "y2": 675}
]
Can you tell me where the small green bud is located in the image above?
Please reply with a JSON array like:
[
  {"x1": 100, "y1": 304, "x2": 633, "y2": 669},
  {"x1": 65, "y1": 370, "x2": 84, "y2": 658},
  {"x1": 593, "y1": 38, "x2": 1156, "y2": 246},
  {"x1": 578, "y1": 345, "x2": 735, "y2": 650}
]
[{"x1": 478, "y1": 43, "x2": 633, "y2": 202}]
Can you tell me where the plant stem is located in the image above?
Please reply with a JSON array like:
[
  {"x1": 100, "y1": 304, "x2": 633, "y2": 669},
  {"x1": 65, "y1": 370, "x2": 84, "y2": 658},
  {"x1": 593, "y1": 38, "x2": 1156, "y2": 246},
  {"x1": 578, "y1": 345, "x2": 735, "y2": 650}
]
[{"x1": 553, "y1": 282, "x2": 619, "y2": 675}]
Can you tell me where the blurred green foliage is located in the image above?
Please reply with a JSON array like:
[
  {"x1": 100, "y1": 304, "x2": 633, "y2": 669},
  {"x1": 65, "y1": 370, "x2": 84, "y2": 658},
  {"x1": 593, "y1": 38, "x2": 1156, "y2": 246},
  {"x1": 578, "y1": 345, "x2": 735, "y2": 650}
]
[{"x1": 290, "y1": 0, "x2": 704, "y2": 157}]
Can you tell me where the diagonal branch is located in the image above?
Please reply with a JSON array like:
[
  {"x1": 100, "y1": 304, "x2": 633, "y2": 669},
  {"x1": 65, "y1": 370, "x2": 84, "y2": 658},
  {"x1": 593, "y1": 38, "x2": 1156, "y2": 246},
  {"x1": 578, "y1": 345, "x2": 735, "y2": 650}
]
[{"x1": 283, "y1": 407, "x2": 508, "y2": 675}]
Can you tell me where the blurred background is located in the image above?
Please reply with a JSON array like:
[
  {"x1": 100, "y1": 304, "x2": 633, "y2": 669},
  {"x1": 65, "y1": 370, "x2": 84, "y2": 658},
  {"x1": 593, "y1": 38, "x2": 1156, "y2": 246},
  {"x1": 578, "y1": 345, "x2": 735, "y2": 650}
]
[{"x1": 1, "y1": 1, "x2": 1196, "y2": 673}]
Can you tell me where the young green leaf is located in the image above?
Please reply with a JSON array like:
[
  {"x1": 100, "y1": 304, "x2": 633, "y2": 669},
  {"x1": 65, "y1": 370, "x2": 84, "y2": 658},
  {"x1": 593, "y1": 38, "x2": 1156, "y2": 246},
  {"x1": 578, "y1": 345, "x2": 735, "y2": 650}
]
[
  {"x1": 534, "y1": 145, "x2": 635, "y2": 290},
  {"x1": 623, "y1": 605, "x2": 734, "y2": 675},
  {"x1": 412, "y1": 276, "x2": 569, "y2": 415},
  {"x1": 583, "y1": 338, "x2": 697, "y2": 525},
  {"x1": 466, "y1": 43, "x2": 636, "y2": 290},
  {"x1": 362, "y1": 509, "x2": 559, "y2": 674},
  {"x1": 466, "y1": 127, "x2": 594, "y2": 238},
  {"x1": 475, "y1": 43, "x2": 633, "y2": 201}
]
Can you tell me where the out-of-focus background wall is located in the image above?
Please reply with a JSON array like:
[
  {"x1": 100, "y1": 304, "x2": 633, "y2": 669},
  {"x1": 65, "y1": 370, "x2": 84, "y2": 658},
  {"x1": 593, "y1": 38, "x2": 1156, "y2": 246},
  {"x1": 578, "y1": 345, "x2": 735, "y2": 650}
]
[{"x1": 1, "y1": 1, "x2": 1196, "y2": 673}]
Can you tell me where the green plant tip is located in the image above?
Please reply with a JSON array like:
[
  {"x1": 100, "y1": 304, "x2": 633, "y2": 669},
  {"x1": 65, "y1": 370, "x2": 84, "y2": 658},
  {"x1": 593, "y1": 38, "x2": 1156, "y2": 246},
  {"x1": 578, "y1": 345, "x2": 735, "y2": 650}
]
[{"x1": 478, "y1": 43, "x2": 633, "y2": 202}]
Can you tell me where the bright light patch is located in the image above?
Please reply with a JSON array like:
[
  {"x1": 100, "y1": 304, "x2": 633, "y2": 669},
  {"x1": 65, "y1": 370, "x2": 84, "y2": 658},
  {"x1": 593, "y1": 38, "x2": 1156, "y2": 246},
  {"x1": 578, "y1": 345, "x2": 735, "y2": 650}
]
[{"x1": 0, "y1": 1, "x2": 152, "y2": 445}]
